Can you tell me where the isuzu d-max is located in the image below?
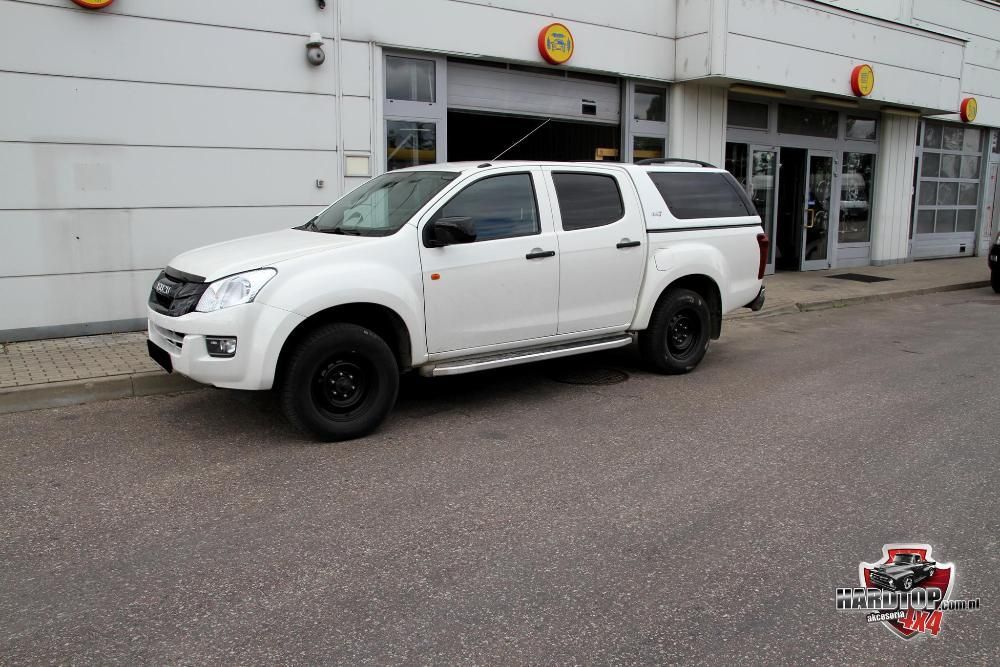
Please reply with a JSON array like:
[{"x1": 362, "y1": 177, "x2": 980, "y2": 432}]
[{"x1": 147, "y1": 160, "x2": 767, "y2": 440}]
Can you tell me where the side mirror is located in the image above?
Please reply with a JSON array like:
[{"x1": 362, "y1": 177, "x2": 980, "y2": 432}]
[{"x1": 424, "y1": 216, "x2": 476, "y2": 247}]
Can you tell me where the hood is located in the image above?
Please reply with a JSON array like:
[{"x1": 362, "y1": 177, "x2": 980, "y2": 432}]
[
  {"x1": 875, "y1": 564, "x2": 913, "y2": 578},
  {"x1": 168, "y1": 228, "x2": 367, "y2": 282}
]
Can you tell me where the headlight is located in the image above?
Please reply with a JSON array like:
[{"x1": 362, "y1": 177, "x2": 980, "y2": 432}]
[
  {"x1": 995, "y1": 231, "x2": 1000, "y2": 246},
  {"x1": 196, "y1": 268, "x2": 277, "y2": 312}
]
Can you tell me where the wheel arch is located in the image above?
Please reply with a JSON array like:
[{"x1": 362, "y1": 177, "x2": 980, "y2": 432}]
[
  {"x1": 647, "y1": 274, "x2": 723, "y2": 339},
  {"x1": 275, "y1": 303, "x2": 414, "y2": 386}
]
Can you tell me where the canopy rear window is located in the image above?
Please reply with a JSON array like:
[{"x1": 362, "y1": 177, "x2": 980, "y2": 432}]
[{"x1": 647, "y1": 171, "x2": 755, "y2": 220}]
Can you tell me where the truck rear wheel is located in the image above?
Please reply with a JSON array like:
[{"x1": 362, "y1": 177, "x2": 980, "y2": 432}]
[
  {"x1": 279, "y1": 323, "x2": 399, "y2": 441},
  {"x1": 639, "y1": 288, "x2": 711, "y2": 374}
]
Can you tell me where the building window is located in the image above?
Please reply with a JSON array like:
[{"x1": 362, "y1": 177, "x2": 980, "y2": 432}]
[
  {"x1": 627, "y1": 80, "x2": 668, "y2": 163},
  {"x1": 845, "y1": 116, "x2": 877, "y2": 141},
  {"x1": 724, "y1": 143, "x2": 749, "y2": 188},
  {"x1": 777, "y1": 104, "x2": 838, "y2": 139},
  {"x1": 839, "y1": 153, "x2": 875, "y2": 243},
  {"x1": 634, "y1": 85, "x2": 666, "y2": 122},
  {"x1": 914, "y1": 120, "x2": 983, "y2": 237},
  {"x1": 633, "y1": 136, "x2": 664, "y2": 163},
  {"x1": 728, "y1": 100, "x2": 769, "y2": 130},
  {"x1": 385, "y1": 56, "x2": 436, "y2": 102},
  {"x1": 386, "y1": 120, "x2": 437, "y2": 171}
]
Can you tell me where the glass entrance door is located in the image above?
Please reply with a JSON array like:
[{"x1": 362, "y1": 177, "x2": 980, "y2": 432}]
[
  {"x1": 801, "y1": 151, "x2": 836, "y2": 270},
  {"x1": 750, "y1": 146, "x2": 779, "y2": 274}
]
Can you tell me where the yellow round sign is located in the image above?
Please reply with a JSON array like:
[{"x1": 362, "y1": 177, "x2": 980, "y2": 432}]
[
  {"x1": 850, "y1": 64, "x2": 875, "y2": 97},
  {"x1": 72, "y1": 0, "x2": 114, "y2": 7},
  {"x1": 538, "y1": 23, "x2": 574, "y2": 65},
  {"x1": 960, "y1": 97, "x2": 978, "y2": 123}
]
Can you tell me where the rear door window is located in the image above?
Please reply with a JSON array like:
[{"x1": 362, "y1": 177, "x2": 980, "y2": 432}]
[
  {"x1": 647, "y1": 171, "x2": 755, "y2": 219},
  {"x1": 552, "y1": 173, "x2": 625, "y2": 231}
]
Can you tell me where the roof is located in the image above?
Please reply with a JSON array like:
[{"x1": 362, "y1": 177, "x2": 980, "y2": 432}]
[{"x1": 398, "y1": 160, "x2": 724, "y2": 174}]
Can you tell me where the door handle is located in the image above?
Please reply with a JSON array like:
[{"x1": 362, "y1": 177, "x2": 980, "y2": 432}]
[
  {"x1": 616, "y1": 239, "x2": 641, "y2": 249},
  {"x1": 525, "y1": 249, "x2": 555, "y2": 260},
  {"x1": 805, "y1": 209, "x2": 815, "y2": 229}
]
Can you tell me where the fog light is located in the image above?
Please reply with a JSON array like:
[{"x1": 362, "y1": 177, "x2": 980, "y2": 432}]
[{"x1": 206, "y1": 336, "x2": 237, "y2": 357}]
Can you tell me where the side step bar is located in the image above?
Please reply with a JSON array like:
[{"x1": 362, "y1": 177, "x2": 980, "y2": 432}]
[{"x1": 419, "y1": 334, "x2": 633, "y2": 377}]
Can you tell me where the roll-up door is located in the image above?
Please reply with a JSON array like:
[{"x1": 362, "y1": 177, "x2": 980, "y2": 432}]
[{"x1": 447, "y1": 60, "x2": 620, "y2": 125}]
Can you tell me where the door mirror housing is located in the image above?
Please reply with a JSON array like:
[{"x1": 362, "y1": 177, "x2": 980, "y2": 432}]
[{"x1": 424, "y1": 216, "x2": 477, "y2": 247}]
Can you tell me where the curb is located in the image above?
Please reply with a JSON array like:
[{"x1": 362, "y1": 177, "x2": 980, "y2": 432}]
[
  {"x1": 726, "y1": 280, "x2": 991, "y2": 321},
  {"x1": 0, "y1": 371, "x2": 201, "y2": 415}
]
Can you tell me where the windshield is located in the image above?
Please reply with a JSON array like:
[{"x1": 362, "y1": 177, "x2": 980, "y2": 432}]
[
  {"x1": 298, "y1": 171, "x2": 459, "y2": 236},
  {"x1": 892, "y1": 555, "x2": 915, "y2": 564}
]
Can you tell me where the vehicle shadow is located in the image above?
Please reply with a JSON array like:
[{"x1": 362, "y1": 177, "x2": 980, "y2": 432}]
[{"x1": 183, "y1": 344, "x2": 650, "y2": 444}]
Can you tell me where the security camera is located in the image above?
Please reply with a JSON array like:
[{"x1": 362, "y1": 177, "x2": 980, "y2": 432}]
[{"x1": 306, "y1": 33, "x2": 325, "y2": 66}]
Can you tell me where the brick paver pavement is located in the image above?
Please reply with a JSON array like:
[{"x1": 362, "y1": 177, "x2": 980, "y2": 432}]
[{"x1": 0, "y1": 332, "x2": 158, "y2": 389}]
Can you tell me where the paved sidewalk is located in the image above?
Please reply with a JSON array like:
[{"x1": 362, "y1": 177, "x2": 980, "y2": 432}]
[
  {"x1": 0, "y1": 257, "x2": 992, "y2": 413},
  {"x1": 725, "y1": 256, "x2": 990, "y2": 320}
]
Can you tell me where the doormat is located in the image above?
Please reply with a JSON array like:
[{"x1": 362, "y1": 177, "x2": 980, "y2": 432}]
[{"x1": 827, "y1": 273, "x2": 895, "y2": 283}]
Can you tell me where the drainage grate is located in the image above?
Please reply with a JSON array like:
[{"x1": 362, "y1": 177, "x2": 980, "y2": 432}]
[
  {"x1": 550, "y1": 367, "x2": 630, "y2": 386},
  {"x1": 827, "y1": 273, "x2": 894, "y2": 283}
]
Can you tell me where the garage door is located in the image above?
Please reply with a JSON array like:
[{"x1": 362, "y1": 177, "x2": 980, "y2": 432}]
[
  {"x1": 913, "y1": 121, "x2": 986, "y2": 259},
  {"x1": 447, "y1": 59, "x2": 620, "y2": 125}
]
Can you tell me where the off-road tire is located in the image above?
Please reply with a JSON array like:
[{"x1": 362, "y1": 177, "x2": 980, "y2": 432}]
[
  {"x1": 639, "y1": 288, "x2": 712, "y2": 375},
  {"x1": 279, "y1": 323, "x2": 399, "y2": 441},
  {"x1": 991, "y1": 269, "x2": 1000, "y2": 294}
]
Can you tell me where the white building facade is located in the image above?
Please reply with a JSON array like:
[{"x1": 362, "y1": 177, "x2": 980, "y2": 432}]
[{"x1": 1, "y1": 0, "x2": 999, "y2": 340}]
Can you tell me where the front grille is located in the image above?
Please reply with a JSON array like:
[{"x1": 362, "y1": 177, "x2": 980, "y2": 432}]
[
  {"x1": 870, "y1": 572, "x2": 894, "y2": 589},
  {"x1": 148, "y1": 267, "x2": 209, "y2": 317}
]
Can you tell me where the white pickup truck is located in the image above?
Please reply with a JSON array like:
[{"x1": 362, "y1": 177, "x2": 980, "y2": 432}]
[{"x1": 147, "y1": 160, "x2": 767, "y2": 440}]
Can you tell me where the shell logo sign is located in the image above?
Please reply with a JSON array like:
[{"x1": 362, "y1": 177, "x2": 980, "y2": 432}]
[
  {"x1": 960, "y1": 98, "x2": 978, "y2": 123},
  {"x1": 538, "y1": 23, "x2": 574, "y2": 65},
  {"x1": 72, "y1": 0, "x2": 114, "y2": 7},
  {"x1": 850, "y1": 64, "x2": 875, "y2": 97}
]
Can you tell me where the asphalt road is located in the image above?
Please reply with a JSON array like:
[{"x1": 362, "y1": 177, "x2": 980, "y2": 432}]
[{"x1": 2, "y1": 288, "x2": 999, "y2": 664}]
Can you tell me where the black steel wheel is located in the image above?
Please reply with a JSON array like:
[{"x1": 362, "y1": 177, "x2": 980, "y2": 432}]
[
  {"x1": 280, "y1": 323, "x2": 398, "y2": 441},
  {"x1": 639, "y1": 287, "x2": 712, "y2": 374}
]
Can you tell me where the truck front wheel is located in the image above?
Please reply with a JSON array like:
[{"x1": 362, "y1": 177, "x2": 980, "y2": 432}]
[
  {"x1": 279, "y1": 323, "x2": 399, "y2": 441},
  {"x1": 992, "y1": 268, "x2": 1000, "y2": 294},
  {"x1": 639, "y1": 288, "x2": 712, "y2": 374}
]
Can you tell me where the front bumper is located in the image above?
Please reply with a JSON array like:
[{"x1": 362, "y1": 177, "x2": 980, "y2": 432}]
[
  {"x1": 989, "y1": 244, "x2": 999, "y2": 271},
  {"x1": 146, "y1": 302, "x2": 304, "y2": 390}
]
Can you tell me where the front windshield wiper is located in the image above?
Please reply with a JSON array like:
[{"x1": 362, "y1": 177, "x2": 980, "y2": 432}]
[
  {"x1": 298, "y1": 216, "x2": 319, "y2": 232},
  {"x1": 328, "y1": 228, "x2": 363, "y2": 236}
]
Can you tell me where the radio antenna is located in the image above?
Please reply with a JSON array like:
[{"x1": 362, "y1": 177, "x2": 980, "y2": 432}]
[{"x1": 492, "y1": 118, "x2": 552, "y2": 161}]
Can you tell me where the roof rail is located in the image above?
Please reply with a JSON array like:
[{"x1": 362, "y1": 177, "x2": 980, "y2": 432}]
[{"x1": 636, "y1": 157, "x2": 717, "y2": 168}]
